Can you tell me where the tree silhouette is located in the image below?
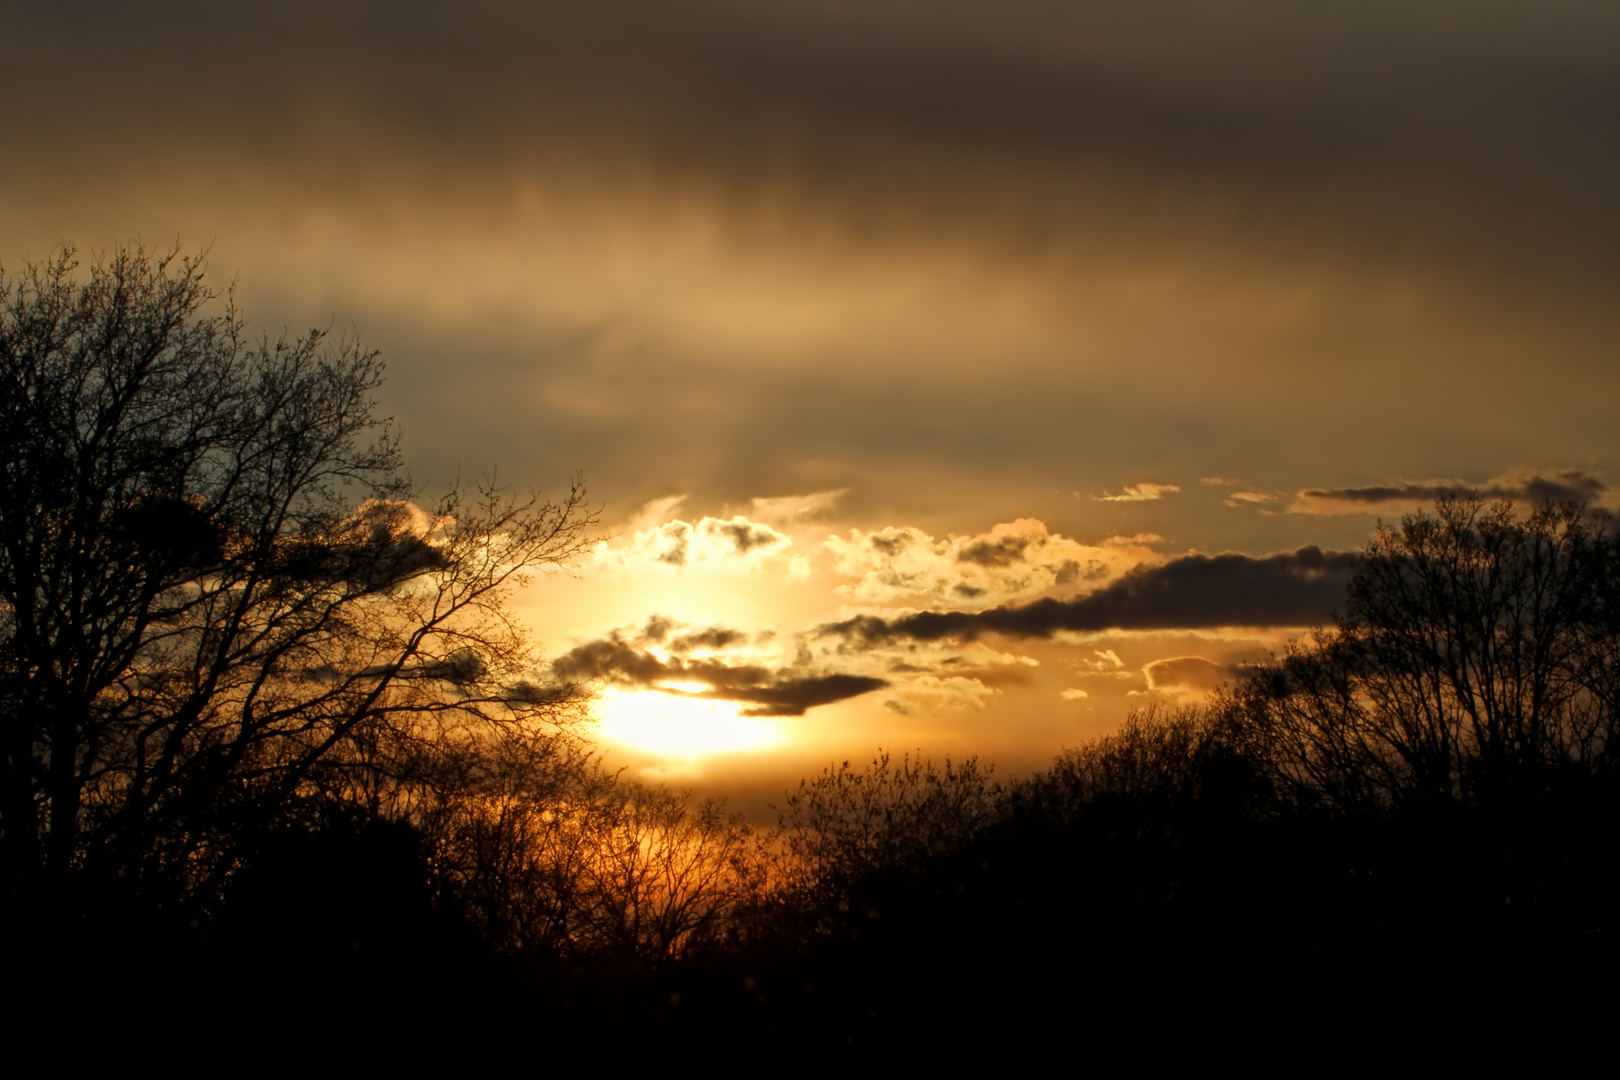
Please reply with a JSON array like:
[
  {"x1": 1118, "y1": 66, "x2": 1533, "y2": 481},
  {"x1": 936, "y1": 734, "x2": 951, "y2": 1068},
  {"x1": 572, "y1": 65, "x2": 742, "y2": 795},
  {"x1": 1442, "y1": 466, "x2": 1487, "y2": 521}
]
[
  {"x1": 0, "y1": 244, "x2": 596, "y2": 923},
  {"x1": 1230, "y1": 496, "x2": 1620, "y2": 814}
]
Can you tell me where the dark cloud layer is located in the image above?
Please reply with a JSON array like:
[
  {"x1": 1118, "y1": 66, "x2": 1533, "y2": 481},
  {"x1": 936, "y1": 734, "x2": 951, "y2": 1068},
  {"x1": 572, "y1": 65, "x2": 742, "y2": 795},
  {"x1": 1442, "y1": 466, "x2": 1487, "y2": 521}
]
[
  {"x1": 1297, "y1": 470, "x2": 1607, "y2": 510},
  {"x1": 551, "y1": 634, "x2": 886, "y2": 717},
  {"x1": 9, "y1": 2, "x2": 1619, "y2": 287},
  {"x1": 10, "y1": 2, "x2": 1619, "y2": 566},
  {"x1": 826, "y1": 547, "x2": 1357, "y2": 643}
]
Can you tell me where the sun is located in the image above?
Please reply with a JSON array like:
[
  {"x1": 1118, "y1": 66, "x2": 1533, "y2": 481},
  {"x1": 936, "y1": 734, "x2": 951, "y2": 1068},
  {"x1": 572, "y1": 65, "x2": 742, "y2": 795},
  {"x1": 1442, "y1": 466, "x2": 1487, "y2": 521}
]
[{"x1": 591, "y1": 686, "x2": 787, "y2": 760}]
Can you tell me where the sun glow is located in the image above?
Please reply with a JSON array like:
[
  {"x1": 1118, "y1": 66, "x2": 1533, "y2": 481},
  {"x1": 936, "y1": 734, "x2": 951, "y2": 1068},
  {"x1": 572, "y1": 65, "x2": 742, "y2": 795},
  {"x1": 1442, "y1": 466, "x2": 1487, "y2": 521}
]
[{"x1": 591, "y1": 687, "x2": 787, "y2": 760}]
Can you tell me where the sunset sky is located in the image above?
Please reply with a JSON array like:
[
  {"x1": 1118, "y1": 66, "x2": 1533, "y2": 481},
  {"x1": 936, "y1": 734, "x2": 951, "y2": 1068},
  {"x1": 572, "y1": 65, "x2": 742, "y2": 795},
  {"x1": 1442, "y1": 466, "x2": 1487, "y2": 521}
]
[{"x1": 7, "y1": 1, "x2": 1619, "y2": 811}]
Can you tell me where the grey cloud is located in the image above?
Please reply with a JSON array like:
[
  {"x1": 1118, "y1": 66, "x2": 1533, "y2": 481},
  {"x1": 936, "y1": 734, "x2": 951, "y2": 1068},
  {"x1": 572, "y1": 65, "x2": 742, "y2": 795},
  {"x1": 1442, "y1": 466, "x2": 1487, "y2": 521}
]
[
  {"x1": 551, "y1": 634, "x2": 886, "y2": 716},
  {"x1": 1054, "y1": 559, "x2": 1110, "y2": 585},
  {"x1": 1295, "y1": 470, "x2": 1607, "y2": 513},
  {"x1": 12, "y1": 2, "x2": 1619, "y2": 549},
  {"x1": 416, "y1": 648, "x2": 488, "y2": 687},
  {"x1": 655, "y1": 524, "x2": 692, "y2": 566},
  {"x1": 10, "y1": 2, "x2": 1618, "y2": 287},
  {"x1": 869, "y1": 533, "x2": 913, "y2": 557},
  {"x1": 715, "y1": 519, "x2": 783, "y2": 554},
  {"x1": 669, "y1": 626, "x2": 750, "y2": 652},
  {"x1": 824, "y1": 546, "x2": 1357, "y2": 643},
  {"x1": 627, "y1": 614, "x2": 753, "y2": 652},
  {"x1": 553, "y1": 637, "x2": 685, "y2": 685},
  {"x1": 721, "y1": 675, "x2": 896, "y2": 718},
  {"x1": 958, "y1": 534, "x2": 1034, "y2": 568}
]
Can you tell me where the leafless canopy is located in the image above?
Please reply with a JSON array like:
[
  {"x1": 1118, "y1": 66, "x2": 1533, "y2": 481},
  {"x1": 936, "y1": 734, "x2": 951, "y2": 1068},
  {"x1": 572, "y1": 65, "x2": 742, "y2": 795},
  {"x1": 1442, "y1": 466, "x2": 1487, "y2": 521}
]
[
  {"x1": 1228, "y1": 497, "x2": 1620, "y2": 813},
  {"x1": 0, "y1": 243, "x2": 597, "y2": 909}
]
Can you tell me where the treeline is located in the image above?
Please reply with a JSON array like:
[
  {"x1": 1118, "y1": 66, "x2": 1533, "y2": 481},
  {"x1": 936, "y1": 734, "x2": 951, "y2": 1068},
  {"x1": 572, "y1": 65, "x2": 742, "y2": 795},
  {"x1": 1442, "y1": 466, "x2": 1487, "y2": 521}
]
[
  {"x1": 17, "y1": 490, "x2": 1620, "y2": 1050},
  {"x1": 160, "y1": 502, "x2": 1620, "y2": 1051}
]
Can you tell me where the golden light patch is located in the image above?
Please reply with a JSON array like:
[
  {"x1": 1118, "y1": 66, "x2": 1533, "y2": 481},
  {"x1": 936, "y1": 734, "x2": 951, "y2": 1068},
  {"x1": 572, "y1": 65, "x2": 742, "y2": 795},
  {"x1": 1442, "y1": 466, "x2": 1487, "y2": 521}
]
[{"x1": 591, "y1": 687, "x2": 786, "y2": 761}]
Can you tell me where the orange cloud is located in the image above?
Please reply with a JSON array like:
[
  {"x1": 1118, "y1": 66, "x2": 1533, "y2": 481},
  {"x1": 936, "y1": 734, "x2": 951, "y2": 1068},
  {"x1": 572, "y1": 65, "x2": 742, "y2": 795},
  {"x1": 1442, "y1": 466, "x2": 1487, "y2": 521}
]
[{"x1": 1095, "y1": 482, "x2": 1181, "y2": 503}]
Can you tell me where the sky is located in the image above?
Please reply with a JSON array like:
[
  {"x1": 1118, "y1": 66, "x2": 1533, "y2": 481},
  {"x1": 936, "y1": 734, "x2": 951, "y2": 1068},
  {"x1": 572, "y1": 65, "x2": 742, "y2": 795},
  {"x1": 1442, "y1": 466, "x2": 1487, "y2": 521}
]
[{"x1": 7, "y1": 1, "x2": 1619, "y2": 812}]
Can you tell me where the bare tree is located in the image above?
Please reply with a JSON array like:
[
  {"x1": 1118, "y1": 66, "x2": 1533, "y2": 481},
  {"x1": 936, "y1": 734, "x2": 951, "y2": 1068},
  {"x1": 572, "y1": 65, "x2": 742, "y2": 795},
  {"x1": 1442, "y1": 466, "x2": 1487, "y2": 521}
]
[
  {"x1": 772, "y1": 750, "x2": 1001, "y2": 910},
  {"x1": 1229, "y1": 496, "x2": 1619, "y2": 814},
  {"x1": 567, "y1": 783, "x2": 761, "y2": 959},
  {"x1": 0, "y1": 243, "x2": 597, "y2": 916},
  {"x1": 409, "y1": 740, "x2": 763, "y2": 962},
  {"x1": 1024, "y1": 704, "x2": 1244, "y2": 821}
]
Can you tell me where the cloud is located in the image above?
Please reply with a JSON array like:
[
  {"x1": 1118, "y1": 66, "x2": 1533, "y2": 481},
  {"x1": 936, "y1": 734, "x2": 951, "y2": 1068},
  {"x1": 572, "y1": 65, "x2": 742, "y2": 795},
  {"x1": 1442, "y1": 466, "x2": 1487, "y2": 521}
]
[
  {"x1": 10, "y1": 1, "x2": 1618, "y2": 582},
  {"x1": 1142, "y1": 656, "x2": 1233, "y2": 693},
  {"x1": 823, "y1": 546, "x2": 1357, "y2": 643},
  {"x1": 826, "y1": 518, "x2": 1161, "y2": 607},
  {"x1": 1224, "y1": 490, "x2": 1277, "y2": 508},
  {"x1": 595, "y1": 512, "x2": 793, "y2": 571},
  {"x1": 1095, "y1": 482, "x2": 1181, "y2": 503},
  {"x1": 747, "y1": 489, "x2": 849, "y2": 525},
  {"x1": 625, "y1": 615, "x2": 760, "y2": 653},
  {"x1": 23, "y1": 0, "x2": 1613, "y2": 292},
  {"x1": 957, "y1": 532, "x2": 1037, "y2": 568},
  {"x1": 551, "y1": 633, "x2": 886, "y2": 716},
  {"x1": 723, "y1": 674, "x2": 896, "y2": 717},
  {"x1": 883, "y1": 675, "x2": 998, "y2": 717},
  {"x1": 667, "y1": 626, "x2": 751, "y2": 652},
  {"x1": 878, "y1": 643, "x2": 1042, "y2": 676},
  {"x1": 1076, "y1": 649, "x2": 1126, "y2": 673},
  {"x1": 1289, "y1": 469, "x2": 1607, "y2": 515},
  {"x1": 714, "y1": 518, "x2": 785, "y2": 553}
]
